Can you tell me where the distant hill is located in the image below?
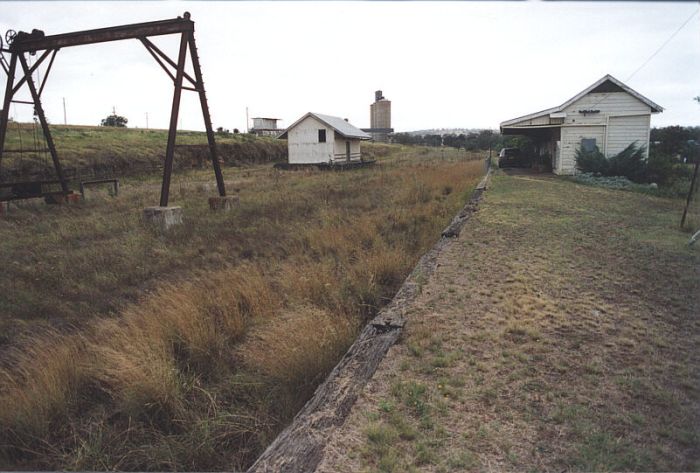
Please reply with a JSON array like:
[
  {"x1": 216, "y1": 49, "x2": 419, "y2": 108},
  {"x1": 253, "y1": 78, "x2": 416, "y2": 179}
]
[{"x1": 404, "y1": 128, "x2": 493, "y2": 136}]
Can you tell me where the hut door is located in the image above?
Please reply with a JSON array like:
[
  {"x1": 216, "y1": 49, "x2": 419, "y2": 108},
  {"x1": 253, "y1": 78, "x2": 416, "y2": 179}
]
[{"x1": 346, "y1": 141, "x2": 351, "y2": 162}]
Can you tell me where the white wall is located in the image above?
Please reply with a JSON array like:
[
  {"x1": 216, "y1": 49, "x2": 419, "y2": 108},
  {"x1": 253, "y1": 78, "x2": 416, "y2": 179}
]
[
  {"x1": 287, "y1": 116, "x2": 335, "y2": 164},
  {"x1": 606, "y1": 114, "x2": 651, "y2": 158},
  {"x1": 253, "y1": 118, "x2": 277, "y2": 129},
  {"x1": 558, "y1": 125, "x2": 605, "y2": 175},
  {"x1": 332, "y1": 137, "x2": 362, "y2": 162},
  {"x1": 555, "y1": 91, "x2": 653, "y2": 174},
  {"x1": 562, "y1": 92, "x2": 650, "y2": 126}
]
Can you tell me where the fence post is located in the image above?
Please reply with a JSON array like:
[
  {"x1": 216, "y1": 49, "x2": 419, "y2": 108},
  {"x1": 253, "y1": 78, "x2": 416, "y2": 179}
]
[{"x1": 680, "y1": 160, "x2": 699, "y2": 229}]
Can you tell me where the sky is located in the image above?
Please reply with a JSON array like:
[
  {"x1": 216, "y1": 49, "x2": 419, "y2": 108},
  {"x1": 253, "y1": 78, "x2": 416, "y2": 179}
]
[{"x1": 1, "y1": 1, "x2": 699, "y2": 133}]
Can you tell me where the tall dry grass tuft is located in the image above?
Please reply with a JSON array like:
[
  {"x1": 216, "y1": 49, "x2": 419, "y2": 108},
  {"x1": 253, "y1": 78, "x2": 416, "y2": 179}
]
[
  {"x1": 0, "y1": 265, "x2": 277, "y2": 465},
  {"x1": 237, "y1": 306, "x2": 358, "y2": 418},
  {"x1": 279, "y1": 261, "x2": 344, "y2": 315},
  {"x1": 90, "y1": 266, "x2": 277, "y2": 419},
  {"x1": 0, "y1": 331, "x2": 88, "y2": 440}
]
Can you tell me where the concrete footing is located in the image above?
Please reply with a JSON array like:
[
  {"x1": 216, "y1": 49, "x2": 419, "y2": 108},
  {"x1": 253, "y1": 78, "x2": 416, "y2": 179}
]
[
  {"x1": 208, "y1": 195, "x2": 239, "y2": 211},
  {"x1": 45, "y1": 192, "x2": 81, "y2": 205},
  {"x1": 143, "y1": 206, "x2": 183, "y2": 230}
]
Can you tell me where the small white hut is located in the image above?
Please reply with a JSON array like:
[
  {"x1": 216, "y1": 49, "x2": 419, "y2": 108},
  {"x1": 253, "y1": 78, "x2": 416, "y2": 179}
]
[
  {"x1": 500, "y1": 74, "x2": 663, "y2": 175},
  {"x1": 250, "y1": 117, "x2": 281, "y2": 137},
  {"x1": 278, "y1": 112, "x2": 371, "y2": 165}
]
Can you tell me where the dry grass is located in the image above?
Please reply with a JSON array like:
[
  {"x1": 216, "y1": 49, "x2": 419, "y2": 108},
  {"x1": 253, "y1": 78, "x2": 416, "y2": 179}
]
[
  {"x1": 237, "y1": 305, "x2": 358, "y2": 419},
  {"x1": 0, "y1": 123, "x2": 287, "y2": 180},
  {"x1": 317, "y1": 171, "x2": 700, "y2": 473},
  {"x1": 0, "y1": 266, "x2": 278, "y2": 468},
  {"x1": 0, "y1": 146, "x2": 485, "y2": 470}
]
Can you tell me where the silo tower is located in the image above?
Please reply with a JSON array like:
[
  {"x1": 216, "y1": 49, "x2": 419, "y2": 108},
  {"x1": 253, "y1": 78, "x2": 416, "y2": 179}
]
[{"x1": 368, "y1": 90, "x2": 393, "y2": 142}]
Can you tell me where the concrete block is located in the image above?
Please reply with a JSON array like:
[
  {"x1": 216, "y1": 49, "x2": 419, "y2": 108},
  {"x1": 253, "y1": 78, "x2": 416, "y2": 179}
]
[
  {"x1": 143, "y1": 206, "x2": 183, "y2": 230},
  {"x1": 208, "y1": 195, "x2": 239, "y2": 211},
  {"x1": 45, "y1": 192, "x2": 80, "y2": 205}
]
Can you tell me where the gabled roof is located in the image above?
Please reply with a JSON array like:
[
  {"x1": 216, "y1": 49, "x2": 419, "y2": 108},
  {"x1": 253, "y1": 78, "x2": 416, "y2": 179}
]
[
  {"x1": 278, "y1": 112, "x2": 371, "y2": 140},
  {"x1": 500, "y1": 74, "x2": 663, "y2": 128}
]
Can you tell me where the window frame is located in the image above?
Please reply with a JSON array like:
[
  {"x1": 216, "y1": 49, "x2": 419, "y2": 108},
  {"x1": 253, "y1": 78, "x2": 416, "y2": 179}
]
[{"x1": 581, "y1": 138, "x2": 597, "y2": 153}]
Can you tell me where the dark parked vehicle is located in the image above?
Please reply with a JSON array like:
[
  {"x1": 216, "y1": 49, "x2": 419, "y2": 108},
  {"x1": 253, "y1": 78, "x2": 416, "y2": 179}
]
[{"x1": 498, "y1": 147, "x2": 526, "y2": 168}]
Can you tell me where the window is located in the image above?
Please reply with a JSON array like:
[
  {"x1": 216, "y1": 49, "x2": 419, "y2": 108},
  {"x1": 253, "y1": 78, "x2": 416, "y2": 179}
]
[
  {"x1": 318, "y1": 129, "x2": 326, "y2": 143},
  {"x1": 581, "y1": 138, "x2": 596, "y2": 152}
]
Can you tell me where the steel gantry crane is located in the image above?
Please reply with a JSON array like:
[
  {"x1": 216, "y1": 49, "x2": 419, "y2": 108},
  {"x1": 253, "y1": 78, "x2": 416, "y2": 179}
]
[{"x1": 0, "y1": 12, "x2": 226, "y2": 206}]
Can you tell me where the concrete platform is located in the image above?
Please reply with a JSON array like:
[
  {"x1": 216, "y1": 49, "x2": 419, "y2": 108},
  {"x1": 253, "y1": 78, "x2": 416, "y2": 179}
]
[
  {"x1": 208, "y1": 195, "x2": 239, "y2": 211},
  {"x1": 143, "y1": 206, "x2": 183, "y2": 230}
]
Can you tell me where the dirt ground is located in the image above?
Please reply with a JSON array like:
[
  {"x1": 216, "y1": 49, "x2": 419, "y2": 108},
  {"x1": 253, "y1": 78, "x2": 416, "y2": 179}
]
[{"x1": 316, "y1": 172, "x2": 700, "y2": 472}]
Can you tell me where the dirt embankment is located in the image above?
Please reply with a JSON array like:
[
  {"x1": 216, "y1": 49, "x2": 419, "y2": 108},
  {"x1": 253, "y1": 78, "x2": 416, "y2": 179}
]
[{"x1": 0, "y1": 140, "x2": 289, "y2": 183}]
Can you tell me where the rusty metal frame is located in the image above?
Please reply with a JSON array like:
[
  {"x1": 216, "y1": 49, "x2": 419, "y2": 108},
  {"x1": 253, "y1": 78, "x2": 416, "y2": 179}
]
[{"x1": 0, "y1": 12, "x2": 225, "y2": 206}]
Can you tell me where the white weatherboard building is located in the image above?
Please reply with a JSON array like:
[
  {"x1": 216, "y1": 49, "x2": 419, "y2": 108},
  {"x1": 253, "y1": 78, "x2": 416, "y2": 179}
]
[
  {"x1": 278, "y1": 112, "x2": 371, "y2": 164},
  {"x1": 500, "y1": 74, "x2": 663, "y2": 175},
  {"x1": 250, "y1": 117, "x2": 281, "y2": 136}
]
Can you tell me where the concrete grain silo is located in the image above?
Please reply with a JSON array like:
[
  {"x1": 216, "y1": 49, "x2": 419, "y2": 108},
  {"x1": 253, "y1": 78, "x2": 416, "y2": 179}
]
[{"x1": 366, "y1": 90, "x2": 393, "y2": 142}]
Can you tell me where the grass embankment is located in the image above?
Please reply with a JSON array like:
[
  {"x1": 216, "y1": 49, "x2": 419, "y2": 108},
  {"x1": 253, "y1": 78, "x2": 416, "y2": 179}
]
[
  {"x1": 320, "y1": 172, "x2": 699, "y2": 472},
  {"x1": 0, "y1": 124, "x2": 288, "y2": 180},
  {"x1": 0, "y1": 146, "x2": 485, "y2": 470}
]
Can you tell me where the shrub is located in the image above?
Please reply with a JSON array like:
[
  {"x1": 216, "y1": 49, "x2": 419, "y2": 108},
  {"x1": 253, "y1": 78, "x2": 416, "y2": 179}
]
[
  {"x1": 575, "y1": 145, "x2": 608, "y2": 175},
  {"x1": 608, "y1": 142, "x2": 647, "y2": 183},
  {"x1": 576, "y1": 142, "x2": 648, "y2": 183},
  {"x1": 645, "y1": 151, "x2": 675, "y2": 185}
]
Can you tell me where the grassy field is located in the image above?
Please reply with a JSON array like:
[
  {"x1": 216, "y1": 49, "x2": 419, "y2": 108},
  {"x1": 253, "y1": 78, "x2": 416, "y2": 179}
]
[
  {"x1": 0, "y1": 145, "x2": 485, "y2": 470},
  {"x1": 318, "y1": 171, "x2": 699, "y2": 472},
  {"x1": 0, "y1": 123, "x2": 288, "y2": 180}
]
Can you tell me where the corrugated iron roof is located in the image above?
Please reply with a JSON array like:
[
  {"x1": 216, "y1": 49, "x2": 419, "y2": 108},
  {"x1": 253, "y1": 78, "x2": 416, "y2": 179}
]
[
  {"x1": 312, "y1": 113, "x2": 371, "y2": 139},
  {"x1": 278, "y1": 112, "x2": 371, "y2": 140}
]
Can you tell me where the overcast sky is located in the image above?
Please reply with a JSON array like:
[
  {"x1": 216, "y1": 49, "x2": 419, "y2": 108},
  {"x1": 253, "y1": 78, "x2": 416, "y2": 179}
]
[{"x1": 1, "y1": 1, "x2": 698, "y2": 132}]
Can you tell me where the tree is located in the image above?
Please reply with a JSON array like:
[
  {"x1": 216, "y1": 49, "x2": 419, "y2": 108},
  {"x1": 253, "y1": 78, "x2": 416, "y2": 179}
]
[
  {"x1": 100, "y1": 113, "x2": 128, "y2": 127},
  {"x1": 443, "y1": 133, "x2": 463, "y2": 149},
  {"x1": 651, "y1": 125, "x2": 691, "y2": 157},
  {"x1": 503, "y1": 135, "x2": 535, "y2": 157},
  {"x1": 476, "y1": 129, "x2": 496, "y2": 150},
  {"x1": 424, "y1": 134, "x2": 442, "y2": 147}
]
